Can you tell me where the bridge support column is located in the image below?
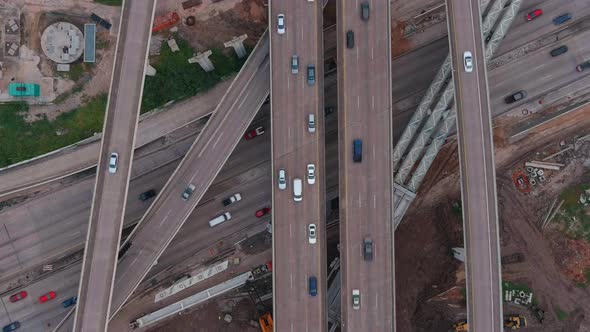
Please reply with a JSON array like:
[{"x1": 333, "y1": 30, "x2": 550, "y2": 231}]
[
  {"x1": 224, "y1": 34, "x2": 248, "y2": 58},
  {"x1": 189, "y1": 50, "x2": 215, "y2": 72}
]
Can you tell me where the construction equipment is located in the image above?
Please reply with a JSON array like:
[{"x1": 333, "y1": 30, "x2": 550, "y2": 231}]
[
  {"x1": 452, "y1": 315, "x2": 527, "y2": 331},
  {"x1": 504, "y1": 314, "x2": 527, "y2": 329},
  {"x1": 501, "y1": 253, "x2": 525, "y2": 265}
]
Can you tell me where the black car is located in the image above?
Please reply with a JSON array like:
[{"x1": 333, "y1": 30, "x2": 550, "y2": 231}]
[
  {"x1": 550, "y1": 45, "x2": 568, "y2": 57},
  {"x1": 360, "y1": 1, "x2": 370, "y2": 21},
  {"x1": 3, "y1": 322, "x2": 20, "y2": 332},
  {"x1": 576, "y1": 60, "x2": 590, "y2": 72},
  {"x1": 346, "y1": 30, "x2": 354, "y2": 49},
  {"x1": 504, "y1": 90, "x2": 527, "y2": 104},
  {"x1": 138, "y1": 189, "x2": 157, "y2": 201},
  {"x1": 325, "y1": 106, "x2": 335, "y2": 116},
  {"x1": 363, "y1": 238, "x2": 373, "y2": 261}
]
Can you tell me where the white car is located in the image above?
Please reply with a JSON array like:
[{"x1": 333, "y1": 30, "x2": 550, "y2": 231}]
[
  {"x1": 307, "y1": 164, "x2": 316, "y2": 184},
  {"x1": 277, "y1": 14, "x2": 285, "y2": 34},
  {"x1": 463, "y1": 51, "x2": 473, "y2": 72},
  {"x1": 308, "y1": 113, "x2": 316, "y2": 133},
  {"x1": 278, "y1": 169, "x2": 287, "y2": 190},
  {"x1": 308, "y1": 224, "x2": 317, "y2": 244},
  {"x1": 108, "y1": 152, "x2": 118, "y2": 174},
  {"x1": 352, "y1": 289, "x2": 360, "y2": 310}
]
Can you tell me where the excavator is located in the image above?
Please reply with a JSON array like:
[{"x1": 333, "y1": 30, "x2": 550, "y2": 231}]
[{"x1": 452, "y1": 315, "x2": 527, "y2": 331}]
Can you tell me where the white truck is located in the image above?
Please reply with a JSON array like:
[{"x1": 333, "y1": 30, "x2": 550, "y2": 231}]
[{"x1": 209, "y1": 212, "x2": 231, "y2": 227}]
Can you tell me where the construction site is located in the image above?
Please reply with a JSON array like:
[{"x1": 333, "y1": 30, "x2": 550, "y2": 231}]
[{"x1": 0, "y1": 0, "x2": 590, "y2": 331}]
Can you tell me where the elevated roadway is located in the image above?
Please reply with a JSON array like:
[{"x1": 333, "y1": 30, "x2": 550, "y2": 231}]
[
  {"x1": 73, "y1": 1, "x2": 156, "y2": 331},
  {"x1": 269, "y1": 0, "x2": 327, "y2": 331},
  {"x1": 447, "y1": 0, "x2": 503, "y2": 330},
  {"x1": 337, "y1": 0, "x2": 395, "y2": 331},
  {"x1": 108, "y1": 32, "x2": 271, "y2": 319}
]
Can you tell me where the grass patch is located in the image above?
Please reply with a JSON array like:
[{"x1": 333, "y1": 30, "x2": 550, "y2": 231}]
[
  {"x1": 555, "y1": 182, "x2": 590, "y2": 242},
  {"x1": 0, "y1": 96, "x2": 106, "y2": 167},
  {"x1": 554, "y1": 305, "x2": 568, "y2": 321},
  {"x1": 140, "y1": 35, "x2": 249, "y2": 113},
  {"x1": 96, "y1": 39, "x2": 110, "y2": 50},
  {"x1": 94, "y1": 0, "x2": 122, "y2": 6}
]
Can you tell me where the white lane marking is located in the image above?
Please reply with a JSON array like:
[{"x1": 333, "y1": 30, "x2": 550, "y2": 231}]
[
  {"x1": 289, "y1": 223, "x2": 292, "y2": 237},
  {"x1": 373, "y1": 194, "x2": 377, "y2": 209},
  {"x1": 211, "y1": 132, "x2": 224, "y2": 150},
  {"x1": 375, "y1": 293, "x2": 379, "y2": 309},
  {"x1": 357, "y1": 192, "x2": 362, "y2": 207},
  {"x1": 287, "y1": 79, "x2": 290, "y2": 89},
  {"x1": 372, "y1": 95, "x2": 375, "y2": 109},
  {"x1": 356, "y1": 46, "x2": 359, "y2": 60},
  {"x1": 159, "y1": 210, "x2": 172, "y2": 227},
  {"x1": 290, "y1": 273, "x2": 293, "y2": 289},
  {"x1": 373, "y1": 146, "x2": 376, "y2": 160},
  {"x1": 301, "y1": 25, "x2": 304, "y2": 42},
  {"x1": 357, "y1": 95, "x2": 360, "y2": 109},
  {"x1": 371, "y1": 47, "x2": 374, "y2": 60}
]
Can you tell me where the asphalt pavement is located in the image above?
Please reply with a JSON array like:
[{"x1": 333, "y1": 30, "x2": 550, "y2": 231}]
[
  {"x1": 447, "y1": 0, "x2": 503, "y2": 330},
  {"x1": 73, "y1": 1, "x2": 156, "y2": 331},
  {"x1": 269, "y1": 0, "x2": 327, "y2": 330},
  {"x1": 337, "y1": 0, "x2": 395, "y2": 331}
]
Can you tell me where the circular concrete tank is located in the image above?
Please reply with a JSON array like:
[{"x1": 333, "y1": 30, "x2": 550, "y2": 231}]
[{"x1": 41, "y1": 22, "x2": 84, "y2": 64}]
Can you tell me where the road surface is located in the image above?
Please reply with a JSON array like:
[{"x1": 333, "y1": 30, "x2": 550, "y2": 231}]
[
  {"x1": 270, "y1": 0, "x2": 327, "y2": 330},
  {"x1": 447, "y1": 0, "x2": 503, "y2": 331},
  {"x1": 337, "y1": 0, "x2": 395, "y2": 331},
  {"x1": 73, "y1": 1, "x2": 156, "y2": 331}
]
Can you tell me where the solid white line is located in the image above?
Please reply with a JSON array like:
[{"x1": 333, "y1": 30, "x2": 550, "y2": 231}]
[
  {"x1": 372, "y1": 95, "x2": 375, "y2": 109},
  {"x1": 211, "y1": 132, "x2": 224, "y2": 150}
]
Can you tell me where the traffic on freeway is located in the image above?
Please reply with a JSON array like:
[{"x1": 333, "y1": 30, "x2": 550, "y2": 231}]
[{"x1": 4, "y1": 0, "x2": 590, "y2": 330}]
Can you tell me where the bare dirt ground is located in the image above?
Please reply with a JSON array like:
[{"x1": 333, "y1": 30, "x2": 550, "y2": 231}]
[
  {"x1": 396, "y1": 103, "x2": 590, "y2": 331},
  {"x1": 156, "y1": 0, "x2": 267, "y2": 51}
]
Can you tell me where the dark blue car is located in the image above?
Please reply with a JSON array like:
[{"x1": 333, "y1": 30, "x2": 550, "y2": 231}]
[
  {"x1": 553, "y1": 13, "x2": 572, "y2": 25},
  {"x1": 308, "y1": 276, "x2": 317, "y2": 296},
  {"x1": 62, "y1": 296, "x2": 78, "y2": 308},
  {"x1": 3, "y1": 322, "x2": 20, "y2": 332}
]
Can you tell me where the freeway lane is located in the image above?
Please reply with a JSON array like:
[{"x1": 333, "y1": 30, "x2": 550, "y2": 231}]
[
  {"x1": 337, "y1": 0, "x2": 395, "y2": 331},
  {"x1": 73, "y1": 1, "x2": 156, "y2": 331},
  {"x1": 270, "y1": 0, "x2": 327, "y2": 330},
  {"x1": 447, "y1": 0, "x2": 503, "y2": 331},
  {"x1": 108, "y1": 33, "x2": 271, "y2": 320}
]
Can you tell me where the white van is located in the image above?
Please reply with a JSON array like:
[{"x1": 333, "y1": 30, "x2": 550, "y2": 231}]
[
  {"x1": 293, "y1": 178, "x2": 302, "y2": 202},
  {"x1": 209, "y1": 212, "x2": 231, "y2": 227}
]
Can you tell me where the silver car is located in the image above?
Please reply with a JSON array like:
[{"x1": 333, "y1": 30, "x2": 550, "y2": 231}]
[
  {"x1": 308, "y1": 223, "x2": 317, "y2": 244},
  {"x1": 277, "y1": 14, "x2": 285, "y2": 34},
  {"x1": 463, "y1": 51, "x2": 473, "y2": 72},
  {"x1": 307, "y1": 164, "x2": 316, "y2": 184},
  {"x1": 108, "y1": 152, "x2": 118, "y2": 174},
  {"x1": 278, "y1": 169, "x2": 287, "y2": 190},
  {"x1": 291, "y1": 55, "x2": 299, "y2": 74}
]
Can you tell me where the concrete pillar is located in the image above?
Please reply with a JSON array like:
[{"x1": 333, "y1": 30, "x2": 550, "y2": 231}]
[
  {"x1": 145, "y1": 62, "x2": 156, "y2": 76},
  {"x1": 188, "y1": 50, "x2": 214, "y2": 72},
  {"x1": 223, "y1": 34, "x2": 248, "y2": 58}
]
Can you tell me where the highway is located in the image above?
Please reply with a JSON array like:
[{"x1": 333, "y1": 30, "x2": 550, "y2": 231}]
[
  {"x1": 337, "y1": 0, "x2": 395, "y2": 331},
  {"x1": 269, "y1": 0, "x2": 327, "y2": 331},
  {"x1": 73, "y1": 1, "x2": 156, "y2": 331},
  {"x1": 447, "y1": 0, "x2": 503, "y2": 331},
  {"x1": 107, "y1": 32, "x2": 271, "y2": 320}
]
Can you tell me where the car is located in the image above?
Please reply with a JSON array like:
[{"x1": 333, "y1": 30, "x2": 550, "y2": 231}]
[
  {"x1": 308, "y1": 113, "x2": 316, "y2": 133},
  {"x1": 278, "y1": 169, "x2": 287, "y2": 190},
  {"x1": 181, "y1": 184, "x2": 196, "y2": 201},
  {"x1": 346, "y1": 30, "x2": 354, "y2": 49},
  {"x1": 463, "y1": 51, "x2": 473, "y2": 72},
  {"x1": 325, "y1": 106, "x2": 335, "y2": 116},
  {"x1": 353, "y1": 139, "x2": 363, "y2": 162},
  {"x1": 38, "y1": 291, "x2": 56, "y2": 303},
  {"x1": 307, "y1": 65, "x2": 316, "y2": 86},
  {"x1": 308, "y1": 276, "x2": 318, "y2": 296},
  {"x1": 244, "y1": 126, "x2": 265, "y2": 140},
  {"x1": 256, "y1": 207, "x2": 271, "y2": 218},
  {"x1": 291, "y1": 55, "x2": 299, "y2": 74},
  {"x1": 363, "y1": 238, "x2": 373, "y2": 261},
  {"x1": 277, "y1": 14, "x2": 285, "y2": 34},
  {"x1": 108, "y1": 152, "x2": 118, "y2": 174},
  {"x1": 308, "y1": 223, "x2": 317, "y2": 244},
  {"x1": 9, "y1": 291, "x2": 27, "y2": 303},
  {"x1": 138, "y1": 189, "x2": 157, "y2": 201},
  {"x1": 504, "y1": 90, "x2": 527, "y2": 104},
  {"x1": 360, "y1": 1, "x2": 370, "y2": 21},
  {"x1": 2, "y1": 322, "x2": 20, "y2": 332},
  {"x1": 576, "y1": 60, "x2": 590, "y2": 72},
  {"x1": 307, "y1": 164, "x2": 316, "y2": 184},
  {"x1": 293, "y1": 178, "x2": 303, "y2": 202},
  {"x1": 550, "y1": 45, "x2": 568, "y2": 57},
  {"x1": 62, "y1": 296, "x2": 78, "y2": 308},
  {"x1": 222, "y1": 193, "x2": 242, "y2": 206},
  {"x1": 352, "y1": 289, "x2": 360, "y2": 310},
  {"x1": 553, "y1": 13, "x2": 572, "y2": 25},
  {"x1": 526, "y1": 9, "x2": 542, "y2": 21},
  {"x1": 485, "y1": 29, "x2": 494, "y2": 43}
]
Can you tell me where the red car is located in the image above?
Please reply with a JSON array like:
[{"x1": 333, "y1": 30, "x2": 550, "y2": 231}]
[
  {"x1": 9, "y1": 291, "x2": 27, "y2": 303},
  {"x1": 526, "y1": 9, "x2": 543, "y2": 21},
  {"x1": 38, "y1": 291, "x2": 56, "y2": 303},
  {"x1": 244, "y1": 126, "x2": 265, "y2": 140},
  {"x1": 255, "y1": 207, "x2": 271, "y2": 218}
]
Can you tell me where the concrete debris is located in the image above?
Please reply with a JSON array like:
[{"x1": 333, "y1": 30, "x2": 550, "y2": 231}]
[
  {"x1": 542, "y1": 145, "x2": 573, "y2": 161},
  {"x1": 504, "y1": 289, "x2": 533, "y2": 306},
  {"x1": 167, "y1": 38, "x2": 180, "y2": 52},
  {"x1": 525, "y1": 161, "x2": 563, "y2": 170}
]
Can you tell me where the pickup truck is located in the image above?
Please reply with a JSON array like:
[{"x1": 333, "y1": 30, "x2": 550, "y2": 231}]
[{"x1": 222, "y1": 193, "x2": 242, "y2": 206}]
